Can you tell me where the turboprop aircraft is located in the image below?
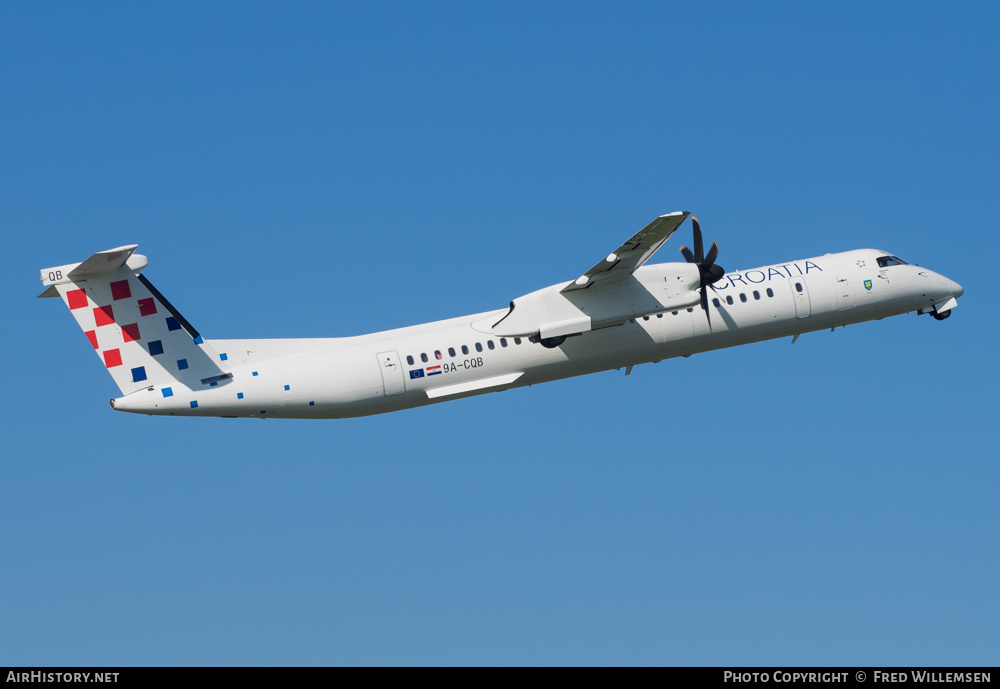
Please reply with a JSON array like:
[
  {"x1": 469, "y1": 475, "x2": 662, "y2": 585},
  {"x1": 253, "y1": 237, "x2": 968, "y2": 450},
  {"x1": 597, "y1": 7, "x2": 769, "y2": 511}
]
[{"x1": 39, "y1": 212, "x2": 963, "y2": 419}]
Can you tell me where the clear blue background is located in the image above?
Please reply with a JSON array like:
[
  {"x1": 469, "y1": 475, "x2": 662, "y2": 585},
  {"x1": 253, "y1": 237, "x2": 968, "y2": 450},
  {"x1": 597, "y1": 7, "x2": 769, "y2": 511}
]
[{"x1": 2, "y1": 2, "x2": 997, "y2": 666}]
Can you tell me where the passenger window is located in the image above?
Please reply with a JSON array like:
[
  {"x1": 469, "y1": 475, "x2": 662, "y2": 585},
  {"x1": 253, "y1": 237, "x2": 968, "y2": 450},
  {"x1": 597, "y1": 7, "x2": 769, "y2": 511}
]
[
  {"x1": 420, "y1": 353, "x2": 428, "y2": 363},
  {"x1": 643, "y1": 315, "x2": 649, "y2": 321},
  {"x1": 712, "y1": 298, "x2": 721, "y2": 307},
  {"x1": 672, "y1": 311, "x2": 678, "y2": 315},
  {"x1": 726, "y1": 296, "x2": 734, "y2": 305},
  {"x1": 795, "y1": 282, "x2": 803, "y2": 293},
  {"x1": 448, "y1": 347, "x2": 456, "y2": 357},
  {"x1": 766, "y1": 288, "x2": 774, "y2": 298},
  {"x1": 687, "y1": 308, "x2": 693, "y2": 313},
  {"x1": 500, "y1": 338, "x2": 508, "y2": 347},
  {"x1": 406, "y1": 355, "x2": 414, "y2": 365},
  {"x1": 475, "y1": 342, "x2": 483, "y2": 352},
  {"x1": 740, "y1": 293, "x2": 747, "y2": 303},
  {"x1": 462, "y1": 345, "x2": 469, "y2": 355},
  {"x1": 514, "y1": 338, "x2": 521, "y2": 345},
  {"x1": 753, "y1": 290, "x2": 760, "y2": 300},
  {"x1": 657, "y1": 313, "x2": 663, "y2": 318},
  {"x1": 487, "y1": 340, "x2": 495, "y2": 350},
  {"x1": 434, "y1": 350, "x2": 442, "y2": 360}
]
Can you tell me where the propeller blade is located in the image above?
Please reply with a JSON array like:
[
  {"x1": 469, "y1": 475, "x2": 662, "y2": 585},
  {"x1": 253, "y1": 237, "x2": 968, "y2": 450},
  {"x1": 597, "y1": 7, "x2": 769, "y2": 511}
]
[
  {"x1": 703, "y1": 241, "x2": 719, "y2": 268},
  {"x1": 685, "y1": 214, "x2": 722, "y2": 331},
  {"x1": 692, "y1": 217, "x2": 704, "y2": 263}
]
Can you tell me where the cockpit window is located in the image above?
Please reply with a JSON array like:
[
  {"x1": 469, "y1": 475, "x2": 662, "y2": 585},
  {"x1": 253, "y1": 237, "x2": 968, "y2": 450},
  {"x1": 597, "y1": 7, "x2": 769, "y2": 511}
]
[{"x1": 876, "y1": 255, "x2": 909, "y2": 267}]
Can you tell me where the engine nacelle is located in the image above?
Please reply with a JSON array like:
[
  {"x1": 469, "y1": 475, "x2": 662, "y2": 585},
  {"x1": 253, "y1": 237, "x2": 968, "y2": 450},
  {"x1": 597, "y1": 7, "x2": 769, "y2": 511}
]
[{"x1": 493, "y1": 262, "x2": 702, "y2": 338}]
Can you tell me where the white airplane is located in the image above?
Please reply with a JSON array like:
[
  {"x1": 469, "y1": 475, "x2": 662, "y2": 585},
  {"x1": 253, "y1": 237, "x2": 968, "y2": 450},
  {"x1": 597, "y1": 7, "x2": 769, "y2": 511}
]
[{"x1": 39, "y1": 212, "x2": 963, "y2": 419}]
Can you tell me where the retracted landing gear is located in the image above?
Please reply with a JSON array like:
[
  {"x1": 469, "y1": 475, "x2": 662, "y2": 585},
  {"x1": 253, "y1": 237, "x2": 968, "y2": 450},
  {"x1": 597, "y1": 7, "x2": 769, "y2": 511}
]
[
  {"x1": 932, "y1": 310, "x2": 951, "y2": 321},
  {"x1": 538, "y1": 336, "x2": 566, "y2": 348}
]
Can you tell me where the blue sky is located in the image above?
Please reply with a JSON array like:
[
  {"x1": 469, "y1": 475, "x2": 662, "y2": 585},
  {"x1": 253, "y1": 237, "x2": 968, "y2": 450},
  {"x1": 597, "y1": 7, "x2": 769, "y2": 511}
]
[{"x1": 2, "y1": 2, "x2": 997, "y2": 666}]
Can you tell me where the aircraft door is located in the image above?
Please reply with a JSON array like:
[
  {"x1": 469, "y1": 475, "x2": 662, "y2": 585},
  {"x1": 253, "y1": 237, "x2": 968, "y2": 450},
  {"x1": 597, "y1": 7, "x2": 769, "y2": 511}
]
[
  {"x1": 376, "y1": 350, "x2": 405, "y2": 397},
  {"x1": 789, "y1": 277, "x2": 811, "y2": 318},
  {"x1": 835, "y1": 271, "x2": 856, "y2": 310}
]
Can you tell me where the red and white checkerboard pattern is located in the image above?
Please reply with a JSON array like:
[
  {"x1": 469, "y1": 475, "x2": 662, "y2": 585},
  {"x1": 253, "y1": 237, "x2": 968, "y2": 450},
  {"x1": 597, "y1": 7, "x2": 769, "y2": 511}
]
[{"x1": 56, "y1": 275, "x2": 220, "y2": 396}]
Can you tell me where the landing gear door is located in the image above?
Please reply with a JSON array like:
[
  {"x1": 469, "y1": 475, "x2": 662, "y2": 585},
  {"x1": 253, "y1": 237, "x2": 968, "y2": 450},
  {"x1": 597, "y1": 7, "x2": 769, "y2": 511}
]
[{"x1": 377, "y1": 351, "x2": 405, "y2": 397}]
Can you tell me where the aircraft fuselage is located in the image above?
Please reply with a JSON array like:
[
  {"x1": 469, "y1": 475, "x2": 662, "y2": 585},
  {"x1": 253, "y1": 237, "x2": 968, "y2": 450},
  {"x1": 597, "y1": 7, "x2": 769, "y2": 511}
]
[{"x1": 108, "y1": 248, "x2": 963, "y2": 419}]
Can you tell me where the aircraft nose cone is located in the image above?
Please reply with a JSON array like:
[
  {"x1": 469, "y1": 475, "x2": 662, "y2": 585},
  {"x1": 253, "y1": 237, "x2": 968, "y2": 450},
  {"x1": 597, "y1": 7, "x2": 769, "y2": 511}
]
[{"x1": 948, "y1": 278, "x2": 964, "y2": 298}]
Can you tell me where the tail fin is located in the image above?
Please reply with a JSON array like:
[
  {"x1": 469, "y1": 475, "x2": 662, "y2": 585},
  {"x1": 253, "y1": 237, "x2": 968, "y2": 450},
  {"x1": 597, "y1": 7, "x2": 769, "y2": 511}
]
[{"x1": 40, "y1": 245, "x2": 228, "y2": 396}]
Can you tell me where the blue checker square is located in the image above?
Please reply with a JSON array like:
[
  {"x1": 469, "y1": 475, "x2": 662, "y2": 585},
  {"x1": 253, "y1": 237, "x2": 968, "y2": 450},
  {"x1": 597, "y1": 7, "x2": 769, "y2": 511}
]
[
  {"x1": 237, "y1": 392, "x2": 244, "y2": 400},
  {"x1": 190, "y1": 400, "x2": 198, "y2": 409},
  {"x1": 220, "y1": 352, "x2": 228, "y2": 361},
  {"x1": 252, "y1": 371, "x2": 258, "y2": 377},
  {"x1": 148, "y1": 340, "x2": 164, "y2": 356},
  {"x1": 165, "y1": 317, "x2": 181, "y2": 331},
  {"x1": 177, "y1": 359, "x2": 188, "y2": 371},
  {"x1": 193, "y1": 335, "x2": 203, "y2": 345},
  {"x1": 131, "y1": 366, "x2": 147, "y2": 383},
  {"x1": 162, "y1": 387, "x2": 173, "y2": 398},
  {"x1": 309, "y1": 401, "x2": 315, "y2": 406},
  {"x1": 284, "y1": 384, "x2": 290, "y2": 391}
]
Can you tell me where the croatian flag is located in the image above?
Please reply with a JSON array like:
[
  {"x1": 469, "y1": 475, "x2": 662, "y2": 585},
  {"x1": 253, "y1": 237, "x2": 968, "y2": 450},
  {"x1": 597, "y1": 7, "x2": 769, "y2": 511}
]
[{"x1": 425, "y1": 365, "x2": 442, "y2": 376}]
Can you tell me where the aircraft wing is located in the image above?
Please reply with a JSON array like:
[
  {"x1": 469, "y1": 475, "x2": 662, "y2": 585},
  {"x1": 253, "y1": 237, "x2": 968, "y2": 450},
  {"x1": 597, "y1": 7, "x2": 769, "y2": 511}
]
[{"x1": 561, "y1": 211, "x2": 691, "y2": 293}]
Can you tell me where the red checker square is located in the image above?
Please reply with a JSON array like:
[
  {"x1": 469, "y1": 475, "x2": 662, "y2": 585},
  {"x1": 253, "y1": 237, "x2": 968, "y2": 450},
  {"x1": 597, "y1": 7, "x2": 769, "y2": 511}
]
[
  {"x1": 85, "y1": 330, "x2": 99, "y2": 349},
  {"x1": 104, "y1": 349, "x2": 123, "y2": 368},
  {"x1": 137, "y1": 297, "x2": 157, "y2": 317},
  {"x1": 67, "y1": 289, "x2": 89, "y2": 310},
  {"x1": 93, "y1": 305, "x2": 115, "y2": 326},
  {"x1": 110, "y1": 279, "x2": 132, "y2": 301},
  {"x1": 121, "y1": 323, "x2": 141, "y2": 342}
]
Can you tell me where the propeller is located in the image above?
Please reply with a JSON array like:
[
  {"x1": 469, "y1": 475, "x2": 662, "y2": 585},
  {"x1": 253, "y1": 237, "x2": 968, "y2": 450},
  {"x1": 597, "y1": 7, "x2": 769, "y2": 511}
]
[{"x1": 679, "y1": 216, "x2": 725, "y2": 328}]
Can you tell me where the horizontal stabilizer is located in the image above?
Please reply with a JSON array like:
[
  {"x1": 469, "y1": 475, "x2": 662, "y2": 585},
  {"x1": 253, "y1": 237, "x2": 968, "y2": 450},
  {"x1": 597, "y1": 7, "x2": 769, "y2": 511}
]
[
  {"x1": 69, "y1": 245, "x2": 139, "y2": 276},
  {"x1": 40, "y1": 245, "x2": 148, "y2": 289}
]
